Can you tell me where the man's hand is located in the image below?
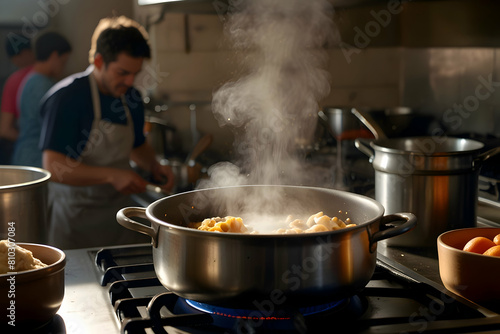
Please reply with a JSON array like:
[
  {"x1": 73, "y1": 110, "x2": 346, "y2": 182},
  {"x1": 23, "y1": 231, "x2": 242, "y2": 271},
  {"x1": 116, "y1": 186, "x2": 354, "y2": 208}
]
[
  {"x1": 43, "y1": 150, "x2": 149, "y2": 194},
  {"x1": 130, "y1": 142, "x2": 176, "y2": 192},
  {"x1": 108, "y1": 169, "x2": 149, "y2": 194},
  {"x1": 151, "y1": 162, "x2": 175, "y2": 192}
]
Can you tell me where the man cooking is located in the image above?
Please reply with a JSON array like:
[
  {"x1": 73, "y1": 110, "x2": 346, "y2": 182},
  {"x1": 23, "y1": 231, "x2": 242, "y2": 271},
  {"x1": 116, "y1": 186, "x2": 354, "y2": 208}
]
[{"x1": 40, "y1": 16, "x2": 174, "y2": 249}]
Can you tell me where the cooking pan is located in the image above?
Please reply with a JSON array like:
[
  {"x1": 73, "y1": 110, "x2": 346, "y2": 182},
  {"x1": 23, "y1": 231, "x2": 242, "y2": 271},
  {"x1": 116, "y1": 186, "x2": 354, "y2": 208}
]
[{"x1": 117, "y1": 185, "x2": 415, "y2": 308}]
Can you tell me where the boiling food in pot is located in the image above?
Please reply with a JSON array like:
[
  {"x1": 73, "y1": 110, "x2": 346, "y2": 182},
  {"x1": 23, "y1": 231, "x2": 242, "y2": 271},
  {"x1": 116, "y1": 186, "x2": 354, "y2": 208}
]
[
  {"x1": 276, "y1": 211, "x2": 355, "y2": 234},
  {"x1": 189, "y1": 211, "x2": 355, "y2": 234},
  {"x1": 190, "y1": 216, "x2": 248, "y2": 233}
]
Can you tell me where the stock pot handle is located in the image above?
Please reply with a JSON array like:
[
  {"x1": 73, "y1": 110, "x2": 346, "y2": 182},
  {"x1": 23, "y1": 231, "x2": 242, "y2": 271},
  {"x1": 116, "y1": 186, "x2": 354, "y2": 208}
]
[
  {"x1": 473, "y1": 146, "x2": 500, "y2": 169},
  {"x1": 116, "y1": 207, "x2": 158, "y2": 247},
  {"x1": 370, "y1": 213, "x2": 417, "y2": 250},
  {"x1": 354, "y1": 138, "x2": 375, "y2": 163}
]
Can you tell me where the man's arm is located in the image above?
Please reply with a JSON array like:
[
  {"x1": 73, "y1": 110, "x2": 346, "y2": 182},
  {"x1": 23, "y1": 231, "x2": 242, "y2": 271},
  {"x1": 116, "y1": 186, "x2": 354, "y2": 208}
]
[
  {"x1": 43, "y1": 149, "x2": 148, "y2": 194},
  {"x1": 0, "y1": 111, "x2": 18, "y2": 141}
]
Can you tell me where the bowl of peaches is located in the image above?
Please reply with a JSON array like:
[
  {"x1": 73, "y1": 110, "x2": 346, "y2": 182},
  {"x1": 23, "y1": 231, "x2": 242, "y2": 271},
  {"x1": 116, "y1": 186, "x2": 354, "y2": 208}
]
[{"x1": 437, "y1": 227, "x2": 500, "y2": 304}]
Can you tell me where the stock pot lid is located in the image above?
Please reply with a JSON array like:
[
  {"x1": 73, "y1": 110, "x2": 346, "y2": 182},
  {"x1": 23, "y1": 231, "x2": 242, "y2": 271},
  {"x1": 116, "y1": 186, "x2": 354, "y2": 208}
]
[
  {"x1": 371, "y1": 137, "x2": 484, "y2": 156},
  {"x1": 369, "y1": 137, "x2": 486, "y2": 173}
]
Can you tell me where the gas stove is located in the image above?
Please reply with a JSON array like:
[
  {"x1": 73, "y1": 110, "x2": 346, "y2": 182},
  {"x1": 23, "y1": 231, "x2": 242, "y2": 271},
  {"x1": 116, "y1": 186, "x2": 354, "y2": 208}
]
[
  {"x1": 25, "y1": 220, "x2": 500, "y2": 334},
  {"x1": 80, "y1": 242, "x2": 500, "y2": 334}
]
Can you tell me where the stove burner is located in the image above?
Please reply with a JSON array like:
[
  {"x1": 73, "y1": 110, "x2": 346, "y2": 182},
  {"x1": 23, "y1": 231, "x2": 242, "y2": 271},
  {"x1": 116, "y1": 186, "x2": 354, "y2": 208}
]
[
  {"x1": 181, "y1": 298, "x2": 346, "y2": 331},
  {"x1": 186, "y1": 298, "x2": 346, "y2": 319}
]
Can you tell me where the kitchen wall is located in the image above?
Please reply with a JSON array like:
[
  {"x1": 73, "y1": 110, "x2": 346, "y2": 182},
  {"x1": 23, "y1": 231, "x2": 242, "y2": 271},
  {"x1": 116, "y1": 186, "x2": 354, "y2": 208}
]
[
  {"x1": 139, "y1": 1, "x2": 500, "y2": 160},
  {"x1": 0, "y1": 0, "x2": 135, "y2": 78},
  {"x1": 2, "y1": 0, "x2": 500, "y2": 161}
]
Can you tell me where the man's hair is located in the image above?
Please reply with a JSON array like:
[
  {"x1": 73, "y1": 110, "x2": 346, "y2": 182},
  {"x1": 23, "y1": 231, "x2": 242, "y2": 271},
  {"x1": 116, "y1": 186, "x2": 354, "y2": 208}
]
[
  {"x1": 34, "y1": 31, "x2": 72, "y2": 61},
  {"x1": 5, "y1": 35, "x2": 31, "y2": 58},
  {"x1": 89, "y1": 16, "x2": 150, "y2": 65}
]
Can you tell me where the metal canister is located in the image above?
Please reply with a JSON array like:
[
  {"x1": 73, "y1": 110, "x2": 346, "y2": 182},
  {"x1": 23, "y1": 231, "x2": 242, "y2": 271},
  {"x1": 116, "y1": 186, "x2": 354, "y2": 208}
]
[{"x1": 0, "y1": 166, "x2": 51, "y2": 243}]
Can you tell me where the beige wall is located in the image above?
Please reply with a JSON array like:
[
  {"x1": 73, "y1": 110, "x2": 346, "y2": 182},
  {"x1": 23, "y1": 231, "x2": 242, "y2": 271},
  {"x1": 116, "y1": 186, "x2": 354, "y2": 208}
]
[
  {"x1": 49, "y1": 0, "x2": 135, "y2": 76},
  {"x1": 0, "y1": 0, "x2": 135, "y2": 77},
  {"x1": 142, "y1": 10, "x2": 500, "y2": 160},
  {"x1": 3, "y1": 1, "x2": 499, "y2": 160}
]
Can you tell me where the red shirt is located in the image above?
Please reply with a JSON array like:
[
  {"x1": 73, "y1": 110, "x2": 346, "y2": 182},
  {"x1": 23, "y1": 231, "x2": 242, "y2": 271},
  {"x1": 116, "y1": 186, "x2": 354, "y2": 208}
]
[{"x1": 1, "y1": 65, "x2": 34, "y2": 119}]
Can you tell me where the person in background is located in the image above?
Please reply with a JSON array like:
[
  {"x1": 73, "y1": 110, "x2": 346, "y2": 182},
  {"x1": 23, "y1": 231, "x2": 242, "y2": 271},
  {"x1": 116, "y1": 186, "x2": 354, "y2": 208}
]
[
  {"x1": 40, "y1": 16, "x2": 174, "y2": 249},
  {"x1": 11, "y1": 32, "x2": 71, "y2": 167},
  {"x1": 0, "y1": 36, "x2": 35, "y2": 163}
]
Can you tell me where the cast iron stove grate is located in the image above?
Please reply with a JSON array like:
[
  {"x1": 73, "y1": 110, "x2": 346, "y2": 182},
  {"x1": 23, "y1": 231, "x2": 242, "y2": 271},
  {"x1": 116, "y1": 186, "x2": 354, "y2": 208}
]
[{"x1": 93, "y1": 245, "x2": 500, "y2": 334}]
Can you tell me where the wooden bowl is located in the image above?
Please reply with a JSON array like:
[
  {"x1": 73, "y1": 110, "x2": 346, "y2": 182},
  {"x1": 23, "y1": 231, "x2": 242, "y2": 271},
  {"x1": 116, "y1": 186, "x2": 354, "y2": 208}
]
[
  {"x1": 437, "y1": 227, "x2": 500, "y2": 304},
  {"x1": 0, "y1": 243, "x2": 65, "y2": 329}
]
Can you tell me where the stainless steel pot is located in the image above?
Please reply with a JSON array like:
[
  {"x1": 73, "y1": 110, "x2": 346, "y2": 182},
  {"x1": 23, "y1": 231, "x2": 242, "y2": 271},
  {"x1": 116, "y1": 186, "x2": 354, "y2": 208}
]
[
  {"x1": 318, "y1": 107, "x2": 373, "y2": 140},
  {"x1": 0, "y1": 166, "x2": 51, "y2": 243},
  {"x1": 355, "y1": 137, "x2": 500, "y2": 247},
  {"x1": 117, "y1": 185, "x2": 415, "y2": 307}
]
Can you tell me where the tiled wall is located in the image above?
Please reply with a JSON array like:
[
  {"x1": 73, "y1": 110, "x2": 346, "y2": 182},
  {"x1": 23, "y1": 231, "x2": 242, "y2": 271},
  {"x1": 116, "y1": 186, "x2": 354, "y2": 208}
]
[{"x1": 143, "y1": 13, "x2": 500, "y2": 158}]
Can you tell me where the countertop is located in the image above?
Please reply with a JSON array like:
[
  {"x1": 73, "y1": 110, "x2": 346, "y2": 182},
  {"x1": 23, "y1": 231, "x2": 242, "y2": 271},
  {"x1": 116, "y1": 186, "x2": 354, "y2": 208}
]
[{"x1": 55, "y1": 247, "x2": 118, "y2": 334}]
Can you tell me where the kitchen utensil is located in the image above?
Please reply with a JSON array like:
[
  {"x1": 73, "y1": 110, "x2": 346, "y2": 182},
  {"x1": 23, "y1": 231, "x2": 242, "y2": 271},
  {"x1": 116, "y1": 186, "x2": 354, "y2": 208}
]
[
  {"x1": 0, "y1": 242, "x2": 65, "y2": 328},
  {"x1": 185, "y1": 133, "x2": 213, "y2": 165},
  {"x1": 146, "y1": 184, "x2": 172, "y2": 196},
  {"x1": 355, "y1": 136, "x2": 500, "y2": 247},
  {"x1": 437, "y1": 227, "x2": 500, "y2": 304},
  {"x1": 116, "y1": 185, "x2": 416, "y2": 308},
  {"x1": 0, "y1": 166, "x2": 51, "y2": 243}
]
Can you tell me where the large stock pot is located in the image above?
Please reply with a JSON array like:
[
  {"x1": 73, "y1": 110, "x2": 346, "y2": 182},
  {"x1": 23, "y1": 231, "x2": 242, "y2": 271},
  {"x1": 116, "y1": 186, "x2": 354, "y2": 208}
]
[
  {"x1": 117, "y1": 185, "x2": 415, "y2": 307},
  {"x1": 0, "y1": 166, "x2": 51, "y2": 243},
  {"x1": 355, "y1": 136, "x2": 500, "y2": 247}
]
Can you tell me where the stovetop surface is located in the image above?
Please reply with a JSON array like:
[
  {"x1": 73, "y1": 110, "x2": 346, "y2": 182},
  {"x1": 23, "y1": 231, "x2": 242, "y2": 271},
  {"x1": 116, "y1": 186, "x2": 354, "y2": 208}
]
[{"x1": 86, "y1": 243, "x2": 500, "y2": 334}]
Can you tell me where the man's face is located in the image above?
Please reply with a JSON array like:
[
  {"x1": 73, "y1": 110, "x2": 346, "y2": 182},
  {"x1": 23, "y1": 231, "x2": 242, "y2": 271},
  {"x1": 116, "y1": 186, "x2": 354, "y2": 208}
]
[{"x1": 98, "y1": 53, "x2": 144, "y2": 98}]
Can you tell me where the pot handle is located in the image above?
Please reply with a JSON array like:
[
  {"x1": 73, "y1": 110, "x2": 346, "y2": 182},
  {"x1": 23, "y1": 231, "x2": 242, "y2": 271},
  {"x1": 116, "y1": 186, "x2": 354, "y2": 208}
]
[
  {"x1": 116, "y1": 207, "x2": 158, "y2": 247},
  {"x1": 473, "y1": 146, "x2": 500, "y2": 169},
  {"x1": 370, "y1": 213, "x2": 417, "y2": 250},
  {"x1": 351, "y1": 108, "x2": 387, "y2": 140},
  {"x1": 354, "y1": 138, "x2": 375, "y2": 163}
]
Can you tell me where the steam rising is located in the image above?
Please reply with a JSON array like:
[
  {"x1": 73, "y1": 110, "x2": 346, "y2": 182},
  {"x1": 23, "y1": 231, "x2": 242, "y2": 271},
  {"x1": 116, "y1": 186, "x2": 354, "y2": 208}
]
[{"x1": 197, "y1": 0, "x2": 335, "y2": 224}]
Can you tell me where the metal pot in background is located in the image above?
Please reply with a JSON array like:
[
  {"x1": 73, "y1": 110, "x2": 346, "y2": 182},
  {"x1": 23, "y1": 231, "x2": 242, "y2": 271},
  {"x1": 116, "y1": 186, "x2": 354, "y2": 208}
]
[
  {"x1": 0, "y1": 166, "x2": 51, "y2": 243},
  {"x1": 146, "y1": 134, "x2": 213, "y2": 196},
  {"x1": 351, "y1": 107, "x2": 440, "y2": 139},
  {"x1": 365, "y1": 107, "x2": 414, "y2": 138},
  {"x1": 318, "y1": 107, "x2": 373, "y2": 140},
  {"x1": 144, "y1": 115, "x2": 182, "y2": 159},
  {"x1": 355, "y1": 137, "x2": 500, "y2": 247},
  {"x1": 317, "y1": 107, "x2": 374, "y2": 190}
]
